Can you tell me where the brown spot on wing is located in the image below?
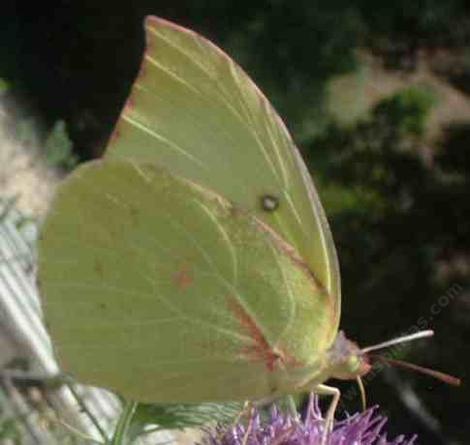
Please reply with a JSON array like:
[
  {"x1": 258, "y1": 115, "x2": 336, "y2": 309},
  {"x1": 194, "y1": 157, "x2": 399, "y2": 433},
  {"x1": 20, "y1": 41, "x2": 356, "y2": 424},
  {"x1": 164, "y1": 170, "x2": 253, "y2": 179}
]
[
  {"x1": 109, "y1": 127, "x2": 120, "y2": 144},
  {"x1": 173, "y1": 263, "x2": 193, "y2": 291},
  {"x1": 124, "y1": 98, "x2": 135, "y2": 113}
]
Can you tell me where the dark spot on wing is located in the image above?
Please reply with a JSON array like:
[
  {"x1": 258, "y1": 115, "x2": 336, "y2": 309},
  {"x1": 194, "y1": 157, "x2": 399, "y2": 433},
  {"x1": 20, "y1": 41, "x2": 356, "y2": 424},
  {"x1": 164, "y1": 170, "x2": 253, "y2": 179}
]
[
  {"x1": 129, "y1": 206, "x2": 139, "y2": 225},
  {"x1": 260, "y1": 195, "x2": 279, "y2": 212},
  {"x1": 94, "y1": 260, "x2": 104, "y2": 278},
  {"x1": 98, "y1": 302, "x2": 107, "y2": 310}
]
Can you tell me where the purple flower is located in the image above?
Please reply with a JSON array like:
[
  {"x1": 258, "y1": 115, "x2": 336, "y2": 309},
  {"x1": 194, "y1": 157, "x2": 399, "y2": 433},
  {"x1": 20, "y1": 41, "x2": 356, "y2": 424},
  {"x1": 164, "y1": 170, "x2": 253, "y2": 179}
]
[{"x1": 205, "y1": 395, "x2": 417, "y2": 445}]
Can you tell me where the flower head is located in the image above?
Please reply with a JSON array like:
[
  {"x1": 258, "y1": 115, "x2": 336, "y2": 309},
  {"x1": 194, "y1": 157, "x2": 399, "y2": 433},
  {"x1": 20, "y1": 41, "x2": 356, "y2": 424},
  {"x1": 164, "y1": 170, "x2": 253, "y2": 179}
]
[{"x1": 205, "y1": 395, "x2": 416, "y2": 445}]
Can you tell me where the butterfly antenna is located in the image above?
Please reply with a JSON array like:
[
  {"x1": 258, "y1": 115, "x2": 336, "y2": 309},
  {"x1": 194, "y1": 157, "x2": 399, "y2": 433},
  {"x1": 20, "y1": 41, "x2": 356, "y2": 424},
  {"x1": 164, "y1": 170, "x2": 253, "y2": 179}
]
[
  {"x1": 370, "y1": 355, "x2": 461, "y2": 386},
  {"x1": 360, "y1": 330, "x2": 434, "y2": 354},
  {"x1": 356, "y1": 376, "x2": 367, "y2": 410}
]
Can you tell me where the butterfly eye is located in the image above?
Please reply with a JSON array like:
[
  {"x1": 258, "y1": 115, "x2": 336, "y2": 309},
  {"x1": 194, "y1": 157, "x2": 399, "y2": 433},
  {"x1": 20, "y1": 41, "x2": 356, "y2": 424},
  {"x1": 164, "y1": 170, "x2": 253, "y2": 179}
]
[{"x1": 261, "y1": 195, "x2": 279, "y2": 212}]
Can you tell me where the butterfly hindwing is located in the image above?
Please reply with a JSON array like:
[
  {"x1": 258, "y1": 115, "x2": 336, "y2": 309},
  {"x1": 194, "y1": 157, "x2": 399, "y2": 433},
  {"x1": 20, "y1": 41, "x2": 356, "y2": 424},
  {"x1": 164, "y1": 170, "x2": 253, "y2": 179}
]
[{"x1": 38, "y1": 159, "x2": 333, "y2": 402}]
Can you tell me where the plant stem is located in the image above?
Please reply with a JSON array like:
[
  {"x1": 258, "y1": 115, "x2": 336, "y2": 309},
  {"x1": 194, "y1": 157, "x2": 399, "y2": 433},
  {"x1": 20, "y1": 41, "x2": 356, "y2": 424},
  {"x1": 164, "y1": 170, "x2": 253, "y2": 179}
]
[
  {"x1": 57, "y1": 418, "x2": 104, "y2": 444},
  {"x1": 110, "y1": 400, "x2": 138, "y2": 445},
  {"x1": 286, "y1": 395, "x2": 299, "y2": 419},
  {"x1": 67, "y1": 383, "x2": 109, "y2": 443}
]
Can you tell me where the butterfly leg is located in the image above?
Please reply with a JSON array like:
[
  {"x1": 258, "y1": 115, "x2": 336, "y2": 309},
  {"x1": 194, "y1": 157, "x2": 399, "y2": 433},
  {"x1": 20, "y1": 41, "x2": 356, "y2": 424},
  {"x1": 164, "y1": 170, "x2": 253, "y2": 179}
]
[
  {"x1": 235, "y1": 401, "x2": 252, "y2": 421},
  {"x1": 241, "y1": 404, "x2": 255, "y2": 445},
  {"x1": 314, "y1": 384, "x2": 340, "y2": 445},
  {"x1": 227, "y1": 401, "x2": 255, "y2": 445}
]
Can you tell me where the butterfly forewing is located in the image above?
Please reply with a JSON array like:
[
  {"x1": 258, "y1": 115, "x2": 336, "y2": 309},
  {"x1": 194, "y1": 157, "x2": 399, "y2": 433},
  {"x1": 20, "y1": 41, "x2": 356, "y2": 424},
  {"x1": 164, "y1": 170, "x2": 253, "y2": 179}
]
[{"x1": 106, "y1": 17, "x2": 341, "y2": 340}]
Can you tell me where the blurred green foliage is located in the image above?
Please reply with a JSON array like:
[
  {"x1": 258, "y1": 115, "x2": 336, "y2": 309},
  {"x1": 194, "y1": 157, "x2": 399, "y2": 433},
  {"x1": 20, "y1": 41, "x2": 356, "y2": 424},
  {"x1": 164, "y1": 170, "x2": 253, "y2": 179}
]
[
  {"x1": 375, "y1": 87, "x2": 437, "y2": 137},
  {"x1": 44, "y1": 120, "x2": 77, "y2": 171},
  {"x1": 11, "y1": 116, "x2": 76, "y2": 171},
  {"x1": 307, "y1": 91, "x2": 469, "y2": 442},
  {"x1": 0, "y1": 417, "x2": 21, "y2": 444},
  {"x1": 126, "y1": 401, "x2": 242, "y2": 442},
  {"x1": 2, "y1": 1, "x2": 469, "y2": 157},
  {"x1": 0, "y1": 78, "x2": 9, "y2": 94}
]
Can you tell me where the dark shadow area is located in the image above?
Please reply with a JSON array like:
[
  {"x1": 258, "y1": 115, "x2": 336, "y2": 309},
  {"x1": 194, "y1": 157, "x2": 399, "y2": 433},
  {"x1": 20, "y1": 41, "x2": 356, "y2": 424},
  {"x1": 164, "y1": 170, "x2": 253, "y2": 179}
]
[{"x1": 307, "y1": 103, "x2": 470, "y2": 443}]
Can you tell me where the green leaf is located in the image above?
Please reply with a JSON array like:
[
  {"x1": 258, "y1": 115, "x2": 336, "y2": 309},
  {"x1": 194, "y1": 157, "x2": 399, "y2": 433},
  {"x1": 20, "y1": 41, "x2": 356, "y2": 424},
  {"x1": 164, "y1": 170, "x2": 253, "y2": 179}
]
[
  {"x1": 129, "y1": 401, "x2": 242, "y2": 439},
  {"x1": 44, "y1": 120, "x2": 77, "y2": 170},
  {"x1": 0, "y1": 78, "x2": 9, "y2": 94}
]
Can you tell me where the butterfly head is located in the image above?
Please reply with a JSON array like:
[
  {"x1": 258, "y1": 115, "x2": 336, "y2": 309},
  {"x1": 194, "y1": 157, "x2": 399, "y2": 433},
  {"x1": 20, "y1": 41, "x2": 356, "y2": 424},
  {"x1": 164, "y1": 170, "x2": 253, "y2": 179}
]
[
  {"x1": 325, "y1": 331, "x2": 371, "y2": 380},
  {"x1": 324, "y1": 329, "x2": 460, "y2": 387}
]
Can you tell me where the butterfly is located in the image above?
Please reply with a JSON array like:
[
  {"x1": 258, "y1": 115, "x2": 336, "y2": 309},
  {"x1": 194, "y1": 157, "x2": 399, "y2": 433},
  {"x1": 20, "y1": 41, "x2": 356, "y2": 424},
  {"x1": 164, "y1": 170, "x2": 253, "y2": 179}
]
[{"x1": 37, "y1": 16, "x2": 458, "y2": 443}]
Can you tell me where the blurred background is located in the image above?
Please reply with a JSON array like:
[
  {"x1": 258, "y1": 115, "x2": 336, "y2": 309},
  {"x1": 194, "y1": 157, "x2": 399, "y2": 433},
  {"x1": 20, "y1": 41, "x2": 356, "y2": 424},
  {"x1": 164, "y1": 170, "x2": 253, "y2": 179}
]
[{"x1": 0, "y1": 1, "x2": 469, "y2": 443}]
